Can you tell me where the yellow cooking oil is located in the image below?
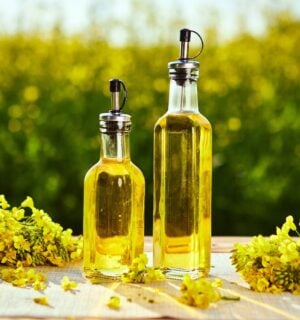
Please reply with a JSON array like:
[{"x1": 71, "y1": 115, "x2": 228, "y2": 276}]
[
  {"x1": 84, "y1": 157, "x2": 144, "y2": 279},
  {"x1": 153, "y1": 112, "x2": 212, "y2": 278}
]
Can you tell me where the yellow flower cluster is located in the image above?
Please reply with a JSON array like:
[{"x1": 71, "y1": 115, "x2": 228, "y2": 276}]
[
  {"x1": 121, "y1": 253, "x2": 165, "y2": 283},
  {"x1": 0, "y1": 261, "x2": 47, "y2": 290},
  {"x1": 179, "y1": 275, "x2": 222, "y2": 309},
  {"x1": 231, "y1": 215, "x2": 300, "y2": 294},
  {"x1": 0, "y1": 195, "x2": 82, "y2": 267}
]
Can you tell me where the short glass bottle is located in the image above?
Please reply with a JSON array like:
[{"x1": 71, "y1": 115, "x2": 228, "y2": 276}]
[{"x1": 83, "y1": 79, "x2": 145, "y2": 280}]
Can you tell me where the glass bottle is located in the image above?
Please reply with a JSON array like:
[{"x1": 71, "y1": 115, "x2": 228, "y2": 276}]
[
  {"x1": 83, "y1": 79, "x2": 145, "y2": 280},
  {"x1": 153, "y1": 29, "x2": 212, "y2": 279}
]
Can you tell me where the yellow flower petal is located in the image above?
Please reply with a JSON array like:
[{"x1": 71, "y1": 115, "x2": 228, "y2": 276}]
[
  {"x1": 21, "y1": 196, "x2": 34, "y2": 209},
  {"x1": 106, "y1": 296, "x2": 121, "y2": 310},
  {"x1": 33, "y1": 296, "x2": 49, "y2": 306}
]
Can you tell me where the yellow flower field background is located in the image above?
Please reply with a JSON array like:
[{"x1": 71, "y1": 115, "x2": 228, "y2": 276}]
[{"x1": 0, "y1": 12, "x2": 299, "y2": 235}]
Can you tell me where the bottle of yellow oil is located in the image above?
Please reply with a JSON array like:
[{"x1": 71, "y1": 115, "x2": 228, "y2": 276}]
[
  {"x1": 83, "y1": 79, "x2": 145, "y2": 280},
  {"x1": 153, "y1": 29, "x2": 212, "y2": 279}
]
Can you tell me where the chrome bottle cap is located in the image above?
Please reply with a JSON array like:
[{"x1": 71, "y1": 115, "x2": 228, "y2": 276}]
[
  {"x1": 168, "y1": 28, "x2": 204, "y2": 81},
  {"x1": 99, "y1": 79, "x2": 131, "y2": 133}
]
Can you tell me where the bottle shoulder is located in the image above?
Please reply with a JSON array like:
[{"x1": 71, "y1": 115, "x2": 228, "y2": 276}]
[
  {"x1": 130, "y1": 162, "x2": 145, "y2": 181},
  {"x1": 84, "y1": 161, "x2": 100, "y2": 180},
  {"x1": 154, "y1": 111, "x2": 211, "y2": 131},
  {"x1": 84, "y1": 159, "x2": 144, "y2": 182}
]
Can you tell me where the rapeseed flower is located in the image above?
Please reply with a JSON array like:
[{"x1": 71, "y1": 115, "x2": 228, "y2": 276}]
[
  {"x1": 231, "y1": 215, "x2": 300, "y2": 294},
  {"x1": 106, "y1": 296, "x2": 121, "y2": 310},
  {"x1": 121, "y1": 253, "x2": 165, "y2": 283},
  {"x1": 179, "y1": 275, "x2": 222, "y2": 309},
  {"x1": 0, "y1": 195, "x2": 83, "y2": 290},
  {"x1": 0, "y1": 261, "x2": 47, "y2": 290},
  {"x1": 33, "y1": 296, "x2": 49, "y2": 306},
  {"x1": 60, "y1": 276, "x2": 78, "y2": 291},
  {"x1": 0, "y1": 195, "x2": 82, "y2": 267}
]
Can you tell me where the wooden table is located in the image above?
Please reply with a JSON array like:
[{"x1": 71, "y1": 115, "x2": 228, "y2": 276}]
[{"x1": 0, "y1": 237, "x2": 299, "y2": 320}]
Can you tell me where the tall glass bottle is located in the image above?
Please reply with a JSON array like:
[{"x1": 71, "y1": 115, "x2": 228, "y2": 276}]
[
  {"x1": 153, "y1": 29, "x2": 212, "y2": 279},
  {"x1": 84, "y1": 79, "x2": 145, "y2": 280}
]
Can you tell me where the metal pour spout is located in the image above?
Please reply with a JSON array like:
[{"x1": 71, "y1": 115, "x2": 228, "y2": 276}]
[
  {"x1": 99, "y1": 79, "x2": 130, "y2": 133},
  {"x1": 179, "y1": 28, "x2": 191, "y2": 60},
  {"x1": 110, "y1": 79, "x2": 122, "y2": 112}
]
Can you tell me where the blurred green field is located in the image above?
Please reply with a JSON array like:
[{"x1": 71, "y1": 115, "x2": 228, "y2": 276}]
[{"x1": 0, "y1": 14, "x2": 299, "y2": 235}]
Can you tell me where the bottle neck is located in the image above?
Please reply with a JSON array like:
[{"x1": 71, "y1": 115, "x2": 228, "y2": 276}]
[
  {"x1": 100, "y1": 132, "x2": 130, "y2": 161},
  {"x1": 168, "y1": 78, "x2": 199, "y2": 113}
]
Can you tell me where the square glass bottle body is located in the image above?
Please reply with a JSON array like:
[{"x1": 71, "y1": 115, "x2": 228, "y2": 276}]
[{"x1": 153, "y1": 79, "x2": 212, "y2": 279}]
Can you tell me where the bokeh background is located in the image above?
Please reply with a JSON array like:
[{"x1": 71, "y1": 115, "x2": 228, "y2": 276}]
[{"x1": 0, "y1": 0, "x2": 299, "y2": 235}]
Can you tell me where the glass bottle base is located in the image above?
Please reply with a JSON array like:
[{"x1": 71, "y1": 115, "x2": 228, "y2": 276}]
[
  {"x1": 84, "y1": 267, "x2": 128, "y2": 282},
  {"x1": 162, "y1": 267, "x2": 209, "y2": 280}
]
